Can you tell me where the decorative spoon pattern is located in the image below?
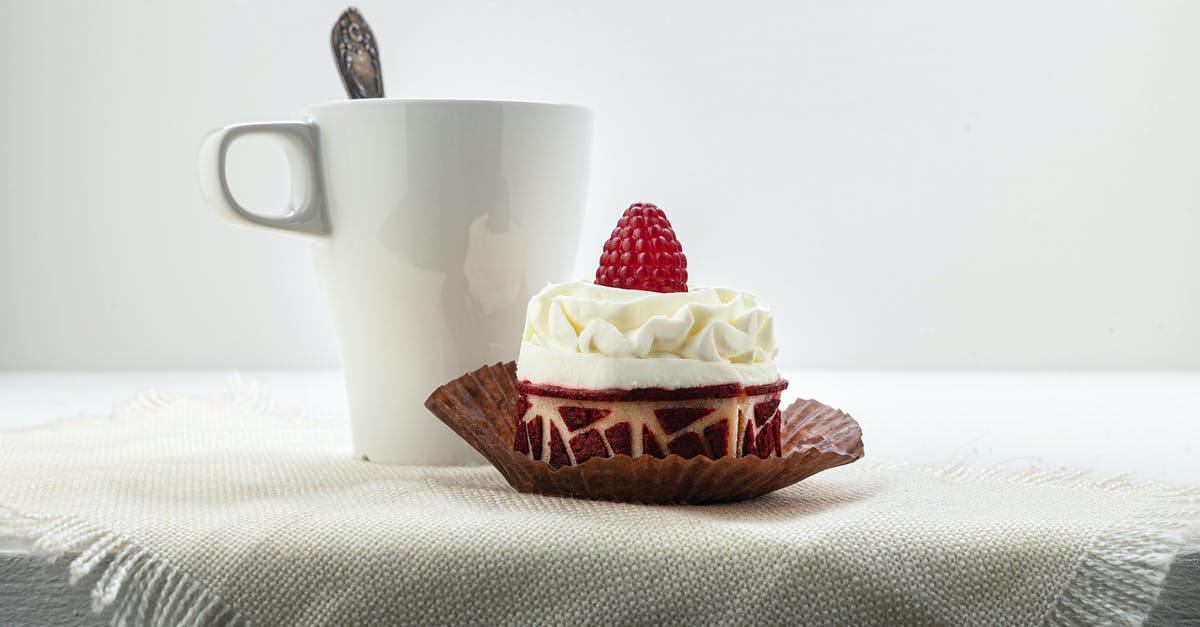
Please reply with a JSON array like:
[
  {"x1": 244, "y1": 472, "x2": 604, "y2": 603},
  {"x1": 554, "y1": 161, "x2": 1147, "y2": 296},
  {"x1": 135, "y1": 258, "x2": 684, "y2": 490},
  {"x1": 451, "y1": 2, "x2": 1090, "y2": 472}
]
[{"x1": 331, "y1": 7, "x2": 384, "y2": 99}]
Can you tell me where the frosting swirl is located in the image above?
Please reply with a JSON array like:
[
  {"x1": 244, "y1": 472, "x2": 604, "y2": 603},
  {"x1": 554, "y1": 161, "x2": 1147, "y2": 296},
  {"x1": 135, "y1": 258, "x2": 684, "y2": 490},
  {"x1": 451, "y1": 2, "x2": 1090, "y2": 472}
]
[
  {"x1": 517, "y1": 281, "x2": 779, "y2": 388},
  {"x1": 524, "y1": 281, "x2": 777, "y2": 362}
]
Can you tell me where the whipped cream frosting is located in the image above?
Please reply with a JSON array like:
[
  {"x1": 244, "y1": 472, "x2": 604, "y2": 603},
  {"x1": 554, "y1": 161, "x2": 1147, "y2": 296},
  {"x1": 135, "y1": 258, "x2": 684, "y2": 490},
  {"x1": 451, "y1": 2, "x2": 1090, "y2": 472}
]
[{"x1": 516, "y1": 281, "x2": 780, "y2": 389}]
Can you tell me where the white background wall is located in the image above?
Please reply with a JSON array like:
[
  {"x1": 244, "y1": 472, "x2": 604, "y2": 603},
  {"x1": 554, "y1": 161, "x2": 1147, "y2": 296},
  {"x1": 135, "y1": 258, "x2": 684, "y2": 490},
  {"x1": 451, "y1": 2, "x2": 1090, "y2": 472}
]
[{"x1": 1, "y1": 0, "x2": 1197, "y2": 370}]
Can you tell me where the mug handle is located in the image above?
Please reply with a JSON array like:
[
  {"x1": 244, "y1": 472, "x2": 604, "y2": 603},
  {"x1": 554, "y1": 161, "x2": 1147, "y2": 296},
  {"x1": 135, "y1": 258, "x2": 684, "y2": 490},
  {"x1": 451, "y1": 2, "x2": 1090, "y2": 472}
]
[{"x1": 198, "y1": 121, "x2": 331, "y2": 236}]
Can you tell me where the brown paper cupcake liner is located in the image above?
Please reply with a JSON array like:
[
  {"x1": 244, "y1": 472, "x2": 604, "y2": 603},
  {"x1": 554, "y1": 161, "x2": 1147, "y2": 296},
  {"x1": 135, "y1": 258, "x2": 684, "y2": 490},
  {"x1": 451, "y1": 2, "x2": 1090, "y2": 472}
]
[{"x1": 424, "y1": 362, "x2": 865, "y2": 504}]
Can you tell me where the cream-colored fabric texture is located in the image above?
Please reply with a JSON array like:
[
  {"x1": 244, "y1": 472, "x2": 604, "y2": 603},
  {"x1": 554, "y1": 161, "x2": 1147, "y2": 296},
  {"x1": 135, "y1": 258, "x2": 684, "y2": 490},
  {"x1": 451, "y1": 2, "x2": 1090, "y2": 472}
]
[{"x1": 1, "y1": 388, "x2": 1197, "y2": 626}]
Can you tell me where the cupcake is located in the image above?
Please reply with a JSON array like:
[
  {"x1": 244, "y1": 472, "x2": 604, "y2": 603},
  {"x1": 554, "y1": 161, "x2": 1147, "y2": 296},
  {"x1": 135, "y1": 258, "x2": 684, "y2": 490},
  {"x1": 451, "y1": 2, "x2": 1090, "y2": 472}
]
[{"x1": 513, "y1": 202, "x2": 787, "y2": 468}]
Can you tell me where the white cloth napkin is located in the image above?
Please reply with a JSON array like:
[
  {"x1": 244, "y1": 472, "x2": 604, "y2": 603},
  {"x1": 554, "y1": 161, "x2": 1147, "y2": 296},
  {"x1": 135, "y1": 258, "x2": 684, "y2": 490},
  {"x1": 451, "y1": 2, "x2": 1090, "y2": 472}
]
[{"x1": 1, "y1": 388, "x2": 1196, "y2": 626}]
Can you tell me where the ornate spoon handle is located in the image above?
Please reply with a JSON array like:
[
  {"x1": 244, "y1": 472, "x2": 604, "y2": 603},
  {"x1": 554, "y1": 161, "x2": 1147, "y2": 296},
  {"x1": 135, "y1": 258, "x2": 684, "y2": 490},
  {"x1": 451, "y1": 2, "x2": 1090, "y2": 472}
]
[{"x1": 331, "y1": 7, "x2": 384, "y2": 99}]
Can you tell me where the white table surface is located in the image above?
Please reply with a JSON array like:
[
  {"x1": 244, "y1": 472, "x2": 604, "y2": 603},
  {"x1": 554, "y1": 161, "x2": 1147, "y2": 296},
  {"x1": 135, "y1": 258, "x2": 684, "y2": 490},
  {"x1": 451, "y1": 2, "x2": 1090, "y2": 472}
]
[
  {"x1": 1, "y1": 370, "x2": 1197, "y2": 485},
  {"x1": 1, "y1": 370, "x2": 1197, "y2": 626}
]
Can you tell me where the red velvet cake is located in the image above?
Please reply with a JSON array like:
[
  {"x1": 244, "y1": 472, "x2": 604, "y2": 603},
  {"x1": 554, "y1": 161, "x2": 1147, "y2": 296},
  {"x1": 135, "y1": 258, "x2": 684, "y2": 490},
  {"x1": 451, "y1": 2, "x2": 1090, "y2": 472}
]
[{"x1": 513, "y1": 203, "x2": 787, "y2": 468}]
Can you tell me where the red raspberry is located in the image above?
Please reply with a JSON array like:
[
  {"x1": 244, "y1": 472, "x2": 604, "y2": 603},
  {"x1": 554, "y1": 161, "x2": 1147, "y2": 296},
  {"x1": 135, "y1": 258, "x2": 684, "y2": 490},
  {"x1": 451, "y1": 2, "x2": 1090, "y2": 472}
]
[{"x1": 594, "y1": 202, "x2": 689, "y2": 292}]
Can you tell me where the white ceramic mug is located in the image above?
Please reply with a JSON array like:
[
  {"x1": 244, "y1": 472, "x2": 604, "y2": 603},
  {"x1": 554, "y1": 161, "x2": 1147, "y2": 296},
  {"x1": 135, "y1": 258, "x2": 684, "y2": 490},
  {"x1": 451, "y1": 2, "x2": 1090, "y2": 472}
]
[{"x1": 199, "y1": 100, "x2": 592, "y2": 464}]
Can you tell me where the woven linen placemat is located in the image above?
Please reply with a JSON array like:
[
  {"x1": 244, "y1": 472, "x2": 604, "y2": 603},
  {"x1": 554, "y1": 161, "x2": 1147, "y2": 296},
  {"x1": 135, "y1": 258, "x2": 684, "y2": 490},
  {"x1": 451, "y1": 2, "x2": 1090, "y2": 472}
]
[{"x1": 1, "y1": 386, "x2": 1197, "y2": 626}]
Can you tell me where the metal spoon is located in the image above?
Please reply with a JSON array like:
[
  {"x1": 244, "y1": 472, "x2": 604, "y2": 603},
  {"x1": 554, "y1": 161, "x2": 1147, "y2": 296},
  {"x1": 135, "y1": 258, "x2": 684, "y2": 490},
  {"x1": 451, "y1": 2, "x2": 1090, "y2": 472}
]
[{"x1": 331, "y1": 7, "x2": 384, "y2": 99}]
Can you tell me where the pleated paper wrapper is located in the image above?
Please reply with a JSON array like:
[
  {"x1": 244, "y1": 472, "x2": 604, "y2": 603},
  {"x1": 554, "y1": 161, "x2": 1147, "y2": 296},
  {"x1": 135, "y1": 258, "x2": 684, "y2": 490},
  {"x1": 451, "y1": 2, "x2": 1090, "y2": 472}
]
[{"x1": 425, "y1": 362, "x2": 865, "y2": 504}]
